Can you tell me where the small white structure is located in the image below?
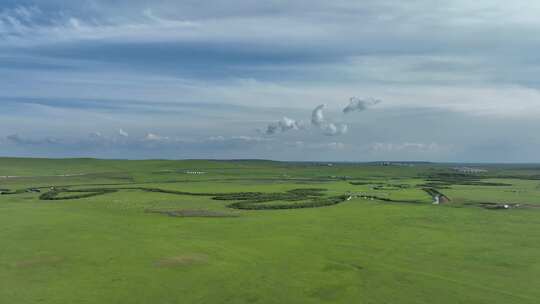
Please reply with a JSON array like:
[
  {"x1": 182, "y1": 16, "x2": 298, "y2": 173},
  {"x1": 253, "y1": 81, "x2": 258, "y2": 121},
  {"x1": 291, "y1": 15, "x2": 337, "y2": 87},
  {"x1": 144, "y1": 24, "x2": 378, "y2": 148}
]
[
  {"x1": 184, "y1": 171, "x2": 207, "y2": 175},
  {"x1": 453, "y1": 167, "x2": 488, "y2": 174}
]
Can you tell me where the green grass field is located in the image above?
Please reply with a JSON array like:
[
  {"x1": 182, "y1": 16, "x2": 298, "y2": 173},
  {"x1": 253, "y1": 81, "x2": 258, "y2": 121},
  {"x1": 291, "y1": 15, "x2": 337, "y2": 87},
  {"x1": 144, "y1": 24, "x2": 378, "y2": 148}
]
[{"x1": 1, "y1": 158, "x2": 540, "y2": 303}]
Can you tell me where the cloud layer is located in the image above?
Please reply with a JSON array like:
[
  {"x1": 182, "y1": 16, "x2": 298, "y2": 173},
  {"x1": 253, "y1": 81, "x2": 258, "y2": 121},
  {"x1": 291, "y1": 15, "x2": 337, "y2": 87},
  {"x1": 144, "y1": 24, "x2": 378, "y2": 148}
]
[{"x1": 1, "y1": 1, "x2": 540, "y2": 161}]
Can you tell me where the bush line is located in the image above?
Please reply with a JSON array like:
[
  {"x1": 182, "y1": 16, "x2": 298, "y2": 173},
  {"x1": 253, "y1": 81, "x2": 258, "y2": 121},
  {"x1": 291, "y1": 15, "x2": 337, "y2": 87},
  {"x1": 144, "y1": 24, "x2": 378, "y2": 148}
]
[
  {"x1": 226, "y1": 195, "x2": 349, "y2": 210},
  {"x1": 35, "y1": 186, "x2": 346, "y2": 210}
]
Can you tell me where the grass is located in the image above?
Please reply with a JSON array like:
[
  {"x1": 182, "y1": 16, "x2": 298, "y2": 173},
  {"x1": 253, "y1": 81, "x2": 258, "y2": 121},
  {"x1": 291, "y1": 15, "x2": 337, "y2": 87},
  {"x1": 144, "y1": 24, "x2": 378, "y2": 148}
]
[{"x1": 1, "y1": 158, "x2": 540, "y2": 303}]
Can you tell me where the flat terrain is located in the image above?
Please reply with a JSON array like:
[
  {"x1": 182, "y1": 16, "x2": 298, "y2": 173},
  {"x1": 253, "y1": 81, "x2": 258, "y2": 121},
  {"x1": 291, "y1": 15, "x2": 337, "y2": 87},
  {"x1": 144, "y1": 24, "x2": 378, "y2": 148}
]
[{"x1": 1, "y1": 158, "x2": 540, "y2": 303}]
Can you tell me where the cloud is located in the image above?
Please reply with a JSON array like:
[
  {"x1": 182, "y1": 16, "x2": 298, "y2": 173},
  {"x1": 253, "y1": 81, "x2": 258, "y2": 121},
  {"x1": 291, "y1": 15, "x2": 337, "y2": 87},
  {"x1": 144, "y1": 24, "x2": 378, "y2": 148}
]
[
  {"x1": 88, "y1": 131, "x2": 102, "y2": 139},
  {"x1": 207, "y1": 135, "x2": 268, "y2": 143},
  {"x1": 6, "y1": 134, "x2": 31, "y2": 144},
  {"x1": 343, "y1": 97, "x2": 381, "y2": 114},
  {"x1": 2, "y1": 1, "x2": 540, "y2": 162},
  {"x1": 144, "y1": 132, "x2": 169, "y2": 141},
  {"x1": 118, "y1": 128, "x2": 129, "y2": 137},
  {"x1": 198, "y1": 135, "x2": 270, "y2": 151},
  {"x1": 0, "y1": 6, "x2": 41, "y2": 35},
  {"x1": 311, "y1": 104, "x2": 347, "y2": 136},
  {"x1": 5, "y1": 133, "x2": 59, "y2": 145},
  {"x1": 326, "y1": 142, "x2": 345, "y2": 150},
  {"x1": 263, "y1": 116, "x2": 303, "y2": 135},
  {"x1": 289, "y1": 140, "x2": 345, "y2": 150},
  {"x1": 370, "y1": 142, "x2": 444, "y2": 153}
]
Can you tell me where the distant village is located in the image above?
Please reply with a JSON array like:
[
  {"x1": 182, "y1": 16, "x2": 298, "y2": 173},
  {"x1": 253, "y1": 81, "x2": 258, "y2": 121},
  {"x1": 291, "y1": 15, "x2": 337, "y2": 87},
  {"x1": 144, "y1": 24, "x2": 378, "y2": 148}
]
[{"x1": 452, "y1": 167, "x2": 488, "y2": 174}]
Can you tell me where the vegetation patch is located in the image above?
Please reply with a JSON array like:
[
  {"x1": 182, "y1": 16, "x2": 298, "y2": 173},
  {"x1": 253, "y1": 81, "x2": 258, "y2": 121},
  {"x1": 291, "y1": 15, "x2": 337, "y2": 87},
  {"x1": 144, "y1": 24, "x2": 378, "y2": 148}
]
[
  {"x1": 423, "y1": 173, "x2": 513, "y2": 187},
  {"x1": 471, "y1": 202, "x2": 522, "y2": 210},
  {"x1": 211, "y1": 188, "x2": 348, "y2": 210},
  {"x1": 39, "y1": 188, "x2": 118, "y2": 200},
  {"x1": 0, "y1": 189, "x2": 28, "y2": 195},
  {"x1": 213, "y1": 188, "x2": 326, "y2": 202},
  {"x1": 349, "y1": 181, "x2": 372, "y2": 185},
  {"x1": 35, "y1": 186, "x2": 345, "y2": 210},
  {"x1": 138, "y1": 187, "x2": 216, "y2": 196},
  {"x1": 145, "y1": 209, "x2": 240, "y2": 217},
  {"x1": 353, "y1": 194, "x2": 423, "y2": 204},
  {"x1": 226, "y1": 195, "x2": 349, "y2": 210},
  {"x1": 371, "y1": 184, "x2": 410, "y2": 190},
  {"x1": 155, "y1": 254, "x2": 208, "y2": 267}
]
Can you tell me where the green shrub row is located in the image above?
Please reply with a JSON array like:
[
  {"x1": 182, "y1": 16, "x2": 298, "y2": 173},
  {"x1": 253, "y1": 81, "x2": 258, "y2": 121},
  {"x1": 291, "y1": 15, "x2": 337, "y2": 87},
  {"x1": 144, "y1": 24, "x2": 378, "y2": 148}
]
[
  {"x1": 425, "y1": 173, "x2": 512, "y2": 187},
  {"x1": 139, "y1": 187, "x2": 217, "y2": 196},
  {"x1": 212, "y1": 188, "x2": 326, "y2": 203},
  {"x1": 39, "y1": 188, "x2": 117, "y2": 200},
  {"x1": 354, "y1": 194, "x2": 424, "y2": 204},
  {"x1": 227, "y1": 195, "x2": 349, "y2": 210},
  {"x1": 0, "y1": 189, "x2": 27, "y2": 195},
  {"x1": 36, "y1": 186, "x2": 341, "y2": 210}
]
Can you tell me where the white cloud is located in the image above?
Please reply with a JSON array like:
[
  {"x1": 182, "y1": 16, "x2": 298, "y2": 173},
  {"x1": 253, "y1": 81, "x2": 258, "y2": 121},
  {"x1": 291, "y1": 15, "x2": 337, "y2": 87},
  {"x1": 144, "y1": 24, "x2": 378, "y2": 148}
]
[
  {"x1": 144, "y1": 132, "x2": 168, "y2": 141},
  {"x1": 311, "y1": 104, "x2": 348, "y2": 136},
  {"x1": 263, "y1": 116, "x2": 303, "y2": 135},
  {"x1": 290, "y1": 141, "x2": 346, "y2": 150},
  {"x1": 370, "y1": 142, "x2": 446, "y2": 153},
  {"x1": 118, "y1": 128, "x2": 129, "y2": 137},
  {"x1": 206, "y1": 135, "x2": 268, "y2": 143}
]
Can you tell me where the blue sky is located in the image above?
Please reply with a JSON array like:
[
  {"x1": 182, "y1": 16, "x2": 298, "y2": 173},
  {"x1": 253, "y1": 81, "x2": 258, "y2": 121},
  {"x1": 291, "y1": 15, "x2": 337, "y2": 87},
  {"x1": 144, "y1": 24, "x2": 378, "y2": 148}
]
[{"x1": 1, "y1": 1, "x2": 540, "y2": 161}]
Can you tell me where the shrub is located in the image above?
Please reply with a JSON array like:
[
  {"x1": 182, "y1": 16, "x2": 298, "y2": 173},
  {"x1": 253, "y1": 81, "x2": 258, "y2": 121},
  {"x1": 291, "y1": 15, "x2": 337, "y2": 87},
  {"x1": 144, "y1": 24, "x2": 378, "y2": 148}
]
[
  {"x1": 39, "y1": 188, "x2": 117, "y2": 200},
  {"x1": 227, "y1": 195, "x2": 348, "y2": 210}
]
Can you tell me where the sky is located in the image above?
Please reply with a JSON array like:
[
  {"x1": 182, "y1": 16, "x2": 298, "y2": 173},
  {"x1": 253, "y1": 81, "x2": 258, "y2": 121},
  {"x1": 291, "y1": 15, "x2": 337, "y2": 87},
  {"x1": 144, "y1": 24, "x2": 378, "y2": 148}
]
[{"x1": 1, "y1": 0, "x2": 540, "y2": 162}]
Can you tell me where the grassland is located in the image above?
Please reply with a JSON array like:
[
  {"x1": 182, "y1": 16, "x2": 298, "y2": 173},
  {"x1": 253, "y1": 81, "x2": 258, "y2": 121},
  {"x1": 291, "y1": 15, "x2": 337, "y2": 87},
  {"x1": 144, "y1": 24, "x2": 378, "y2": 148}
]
[{"x1": 1, "y1": 158, "x2": 540, "y2": 303}]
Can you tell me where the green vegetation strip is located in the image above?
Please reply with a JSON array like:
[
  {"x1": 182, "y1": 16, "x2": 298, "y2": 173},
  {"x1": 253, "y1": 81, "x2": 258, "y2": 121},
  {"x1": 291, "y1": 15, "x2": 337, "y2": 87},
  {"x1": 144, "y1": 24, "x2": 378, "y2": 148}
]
[
  {"x1": 422, "y1": 173, "x2": 513, "y2": 187},
  {"x1": 39, "y1": 188, "x2": 118, "y2": 200},
  {"x1": 145, "y1": 209, "x2": 241, "y2": 217},
  {"x1": 0, "y1": 189, "x2": 27, "y2": 195},
  {"x1": 226, "y1": 195, "x2": 349, "y2": 210},
  {"x1": 34, "y1": 186, "x2": 347, "y2": 210},
  {"x1": 5, "y1": 184, "x2": 449, "y2": 209}
]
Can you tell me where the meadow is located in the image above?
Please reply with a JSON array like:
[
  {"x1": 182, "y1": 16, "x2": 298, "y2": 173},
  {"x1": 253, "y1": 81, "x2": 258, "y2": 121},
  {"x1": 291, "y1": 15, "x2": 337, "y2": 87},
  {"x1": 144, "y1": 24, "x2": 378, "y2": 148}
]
[{"x1": 1, "y1": 158, "x2": 540, "y2": 303}]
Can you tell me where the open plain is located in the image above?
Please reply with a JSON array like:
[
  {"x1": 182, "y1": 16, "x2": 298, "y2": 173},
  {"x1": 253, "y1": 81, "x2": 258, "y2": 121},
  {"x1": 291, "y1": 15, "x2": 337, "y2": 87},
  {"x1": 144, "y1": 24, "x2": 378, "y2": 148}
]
[{"x1": 1, "y1": 158, "x2": 540, "y2": 303}]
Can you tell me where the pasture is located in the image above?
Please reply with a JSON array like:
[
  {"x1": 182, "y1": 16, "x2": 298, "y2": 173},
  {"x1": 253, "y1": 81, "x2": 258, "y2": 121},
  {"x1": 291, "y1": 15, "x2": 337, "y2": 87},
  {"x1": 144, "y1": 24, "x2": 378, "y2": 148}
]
[{"x1": 1, "y1": 158, "x2": 540, "y2": 303}]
